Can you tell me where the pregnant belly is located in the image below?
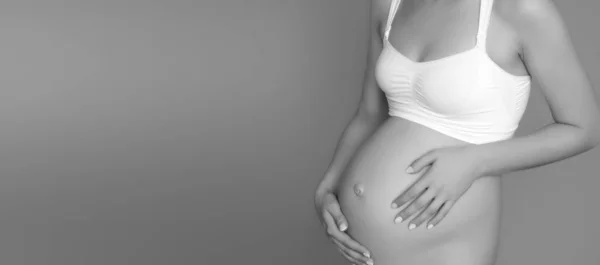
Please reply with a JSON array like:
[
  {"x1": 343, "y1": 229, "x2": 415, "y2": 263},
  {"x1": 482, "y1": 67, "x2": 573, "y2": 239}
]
[{"x1": 336, "y1": 117, "x2": 502, "y2": 265}]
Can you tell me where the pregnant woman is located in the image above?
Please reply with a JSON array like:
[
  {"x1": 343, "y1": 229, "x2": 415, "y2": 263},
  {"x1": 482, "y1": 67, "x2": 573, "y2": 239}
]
[{"x1": 314, "y1": 0, "x2": 600, "y2": 264}]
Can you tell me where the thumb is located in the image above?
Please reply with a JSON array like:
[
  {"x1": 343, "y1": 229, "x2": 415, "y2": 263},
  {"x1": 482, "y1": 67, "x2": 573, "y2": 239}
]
[
  {"x1": 406, "y1": 149, "x2": 437, "y2": 174},
  {"x1": 326, "y1": 198, "x2": 349, "y2": 232}
]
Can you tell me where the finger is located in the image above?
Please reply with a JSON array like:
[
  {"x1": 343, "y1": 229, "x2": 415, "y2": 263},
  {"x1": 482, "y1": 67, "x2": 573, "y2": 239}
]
[
  {"x1": 333, "y1": 239, "x2": 365, "y2": 265},
  {"x1": 332, "y1": 237, "x2": 372, "y2": 265},
  {"x1": 427, "y1": 200, "x2": 456, "y2": 229},
  {"x1": 338, "y1": 249, "x2": 365, "y2": 265},
  {"x1": 334, "y1": 231, "x2": 372, "y2": 260},
  {"x1": 394, "y1": 187, "x2": 435, "y2": 226},
  {"x1": 391, "y1": 179, "x2": 429, "y2": 209},
  {"x1": 408, "y1": 196, "x2": 445, "y2": 230},
  {"x1": 406, "y1": 149, "x2": 437, "y2": 174},
  {"x1": 325, "y1": 196, "x2": 349, "y2": 232},
  {"x1": 322, "y1": 207, "x2": 337, "y2": 233},
  {"x1": 324, "y1": 210, "x2": 372, "y2": 258}
]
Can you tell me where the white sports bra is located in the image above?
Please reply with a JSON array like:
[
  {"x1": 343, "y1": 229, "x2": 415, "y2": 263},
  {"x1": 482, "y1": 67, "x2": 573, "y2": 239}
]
[{"x1": 375, "y1": 0, "x2": 531, "y2": 144}]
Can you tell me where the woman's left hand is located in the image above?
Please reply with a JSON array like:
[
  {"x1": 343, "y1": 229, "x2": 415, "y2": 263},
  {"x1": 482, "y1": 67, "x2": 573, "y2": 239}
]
[{"x1": 390, "y1": 145, "x2": 484, "y2": 230}]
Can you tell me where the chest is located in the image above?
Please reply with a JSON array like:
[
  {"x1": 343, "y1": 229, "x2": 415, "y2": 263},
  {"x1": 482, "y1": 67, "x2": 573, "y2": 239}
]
[{"x1": 385, "y1": 0, "x2": 482, "y2": 61}]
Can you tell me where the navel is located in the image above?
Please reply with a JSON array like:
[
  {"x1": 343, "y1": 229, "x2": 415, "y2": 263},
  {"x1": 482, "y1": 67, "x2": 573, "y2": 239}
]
[{"x1": 353, "y1": 182, "x2": 365, "y2": 197}]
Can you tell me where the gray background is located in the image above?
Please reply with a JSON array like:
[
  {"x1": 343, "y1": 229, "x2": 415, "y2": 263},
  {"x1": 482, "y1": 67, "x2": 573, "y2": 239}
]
[{"x1": 0, "y1": 0, "x2": 597, "y2": 264}]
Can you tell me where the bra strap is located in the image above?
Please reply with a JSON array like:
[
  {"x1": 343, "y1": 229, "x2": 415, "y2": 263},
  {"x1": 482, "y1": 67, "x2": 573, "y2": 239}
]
[
  {"x1": 476, "y1": 0, "x2": 494, "y2": 51},
  {"x1": 384, "y1": 0, "x2": 401, "y2": 40}
]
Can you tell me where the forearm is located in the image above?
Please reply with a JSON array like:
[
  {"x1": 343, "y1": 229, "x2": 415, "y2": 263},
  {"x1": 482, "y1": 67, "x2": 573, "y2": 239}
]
[
  {"x1": 316, "y1": 113, "x2": 385, "y2": 194},
  {"x1": 472, "y1": 122, "x2": 600, "y2": 178}
]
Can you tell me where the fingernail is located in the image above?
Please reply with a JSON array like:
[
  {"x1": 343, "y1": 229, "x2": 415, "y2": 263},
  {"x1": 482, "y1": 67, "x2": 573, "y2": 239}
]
[
  {"x1": 339, "y1": 223, "x2": 347, "y2": 231},
  {"x1": 394, "y1": 216, "x2": 403, "y2": 223},
  {"x1": 366, "y1": 260, "x2": 374, "y2": 265},
  {"x1": 363, "y1": 252, "x2": 370, "y2": 258},
  {"x1": 391, "y1": 202, "x2": 398, "y2": 209},
  {"x1": 427, "y1": 223, "x2": 434, "y2": 229},
  {"x1": 405, "y1": 166, "x2": 414, "y2": 173},
  {"x1": 408, "y1": 223, "x2": 416, "y2": 230}
]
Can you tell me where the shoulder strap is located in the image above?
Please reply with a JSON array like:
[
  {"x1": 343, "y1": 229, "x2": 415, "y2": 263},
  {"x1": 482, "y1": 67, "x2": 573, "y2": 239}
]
[
  {"x1": 384, "y1": 0, "x2": 401, "y2": 40},
  {"x1": 476, "y1": 0, "x2": 494, "y2": 50}
]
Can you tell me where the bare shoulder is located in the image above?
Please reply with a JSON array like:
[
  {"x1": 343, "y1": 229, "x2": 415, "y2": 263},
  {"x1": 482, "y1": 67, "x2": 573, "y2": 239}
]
[
  {"x1": 495, "y1": 0, "x2": 568, "y2": 44},
  {"x1": 370, "y1": 0, "x2": 393, "y2": 16},
  {"x1": 369, "y1": 0, "x2": 394, "y2": 34}
]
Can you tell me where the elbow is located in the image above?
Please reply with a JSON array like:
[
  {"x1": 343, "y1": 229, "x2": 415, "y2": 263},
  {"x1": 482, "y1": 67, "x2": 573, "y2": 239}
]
[{"x1": 583, "y1": 121, "x2": 600, "y2": 150}]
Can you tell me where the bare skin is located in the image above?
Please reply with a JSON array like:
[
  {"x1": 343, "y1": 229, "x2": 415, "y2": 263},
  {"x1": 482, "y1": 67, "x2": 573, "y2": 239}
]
[{"x1": 315, "y1": 0, "x2": 600, "y2": 264}]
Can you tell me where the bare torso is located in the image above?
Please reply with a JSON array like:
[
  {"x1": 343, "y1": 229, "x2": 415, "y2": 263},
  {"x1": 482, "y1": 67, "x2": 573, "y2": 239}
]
[{"x1": 335, "y1": 0, "x2": 528, "y2": 264}]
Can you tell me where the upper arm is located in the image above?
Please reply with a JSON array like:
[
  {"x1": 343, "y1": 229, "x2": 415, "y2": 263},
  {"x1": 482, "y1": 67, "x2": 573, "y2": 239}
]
[
  {"x1": 356, "y1": 0, "x2": 389, "y2": 122},
  {"x1": 509, "y1": 0, "x2": 600, "y2": 136}
]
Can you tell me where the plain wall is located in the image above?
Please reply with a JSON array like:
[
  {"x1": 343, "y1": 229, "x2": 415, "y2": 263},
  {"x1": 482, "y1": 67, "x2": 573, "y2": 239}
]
[{"x1": 0, "y1": 0, "x2": 597, "y2": 264}]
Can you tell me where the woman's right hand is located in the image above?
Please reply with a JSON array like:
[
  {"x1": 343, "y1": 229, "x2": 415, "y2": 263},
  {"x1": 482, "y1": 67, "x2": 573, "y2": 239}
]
[{"x1": 314, "y1": 190, "x2": 374, "y2": 265}]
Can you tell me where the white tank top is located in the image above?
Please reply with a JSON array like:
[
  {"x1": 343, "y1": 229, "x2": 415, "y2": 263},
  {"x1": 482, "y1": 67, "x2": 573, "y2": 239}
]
[{"x1": 375, "y1": 0, "x2": 531, "y2": 144}]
